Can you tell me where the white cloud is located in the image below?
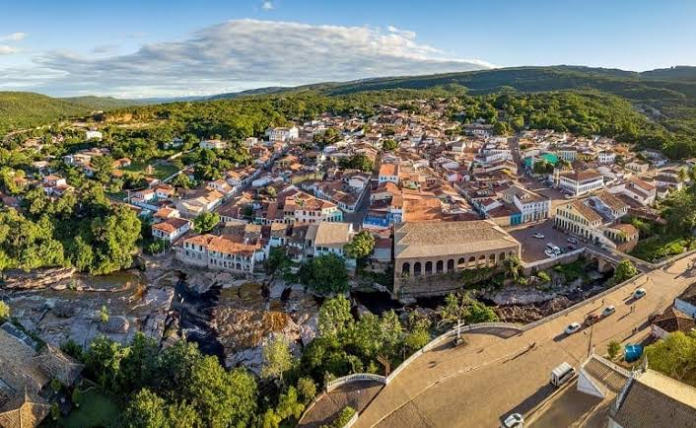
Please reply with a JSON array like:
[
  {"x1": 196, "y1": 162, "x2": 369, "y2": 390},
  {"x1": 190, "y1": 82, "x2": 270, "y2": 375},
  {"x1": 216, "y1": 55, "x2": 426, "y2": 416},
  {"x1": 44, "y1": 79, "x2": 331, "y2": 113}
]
[
  {"x1": 0, "y1": 45, "x2": 20, "y2": 55},
  {"x1": 0, "y1": 32, "x2": 27, "y2": 42},
  {"x1": 1, "y1": 19, "x2": 494, "y2": 97},
  {"x1": 261, "y1": 1, "x2": 275, "y2": 11}
]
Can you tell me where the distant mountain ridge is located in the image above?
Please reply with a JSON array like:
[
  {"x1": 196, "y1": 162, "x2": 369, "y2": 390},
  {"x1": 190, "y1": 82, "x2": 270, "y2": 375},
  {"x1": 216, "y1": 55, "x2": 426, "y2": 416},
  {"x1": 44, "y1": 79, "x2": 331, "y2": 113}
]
[{"x1": 206, "y1": 65, "x2": 696, "y2": 102}]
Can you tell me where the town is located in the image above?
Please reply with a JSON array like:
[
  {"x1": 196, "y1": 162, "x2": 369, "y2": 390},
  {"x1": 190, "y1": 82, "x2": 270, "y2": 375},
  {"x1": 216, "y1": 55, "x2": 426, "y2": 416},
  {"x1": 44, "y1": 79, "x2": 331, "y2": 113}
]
[{"x1": 2, "y1": 90, "x2": 696, "y2": 428}]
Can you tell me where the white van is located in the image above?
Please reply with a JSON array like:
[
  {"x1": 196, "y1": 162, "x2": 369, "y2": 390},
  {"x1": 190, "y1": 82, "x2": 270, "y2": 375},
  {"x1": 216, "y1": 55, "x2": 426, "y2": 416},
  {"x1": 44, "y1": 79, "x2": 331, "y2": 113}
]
[{"x1": 550, "y1": 362, "x2": 575, "y2": 387}]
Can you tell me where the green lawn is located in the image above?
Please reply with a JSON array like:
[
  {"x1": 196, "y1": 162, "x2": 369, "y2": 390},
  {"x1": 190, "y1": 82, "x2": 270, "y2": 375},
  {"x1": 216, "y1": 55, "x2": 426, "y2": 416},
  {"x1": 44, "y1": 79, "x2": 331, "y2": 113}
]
[
  {"x1": 630, "y1": 234, "x2": 695, "y2": 262},
  {"x1": 121, "y1": 161, "x2": 179, "y2": 180},
  {"x1": 60, "y1": 389, "x2": 120, "y2": 428}
]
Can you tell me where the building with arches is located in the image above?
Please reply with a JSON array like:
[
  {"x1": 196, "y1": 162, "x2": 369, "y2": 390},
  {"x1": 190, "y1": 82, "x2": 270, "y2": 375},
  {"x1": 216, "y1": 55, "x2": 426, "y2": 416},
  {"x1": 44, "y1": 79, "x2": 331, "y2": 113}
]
[{"x1": 393, "y1": 220, "x2": 522, "y2": 295}]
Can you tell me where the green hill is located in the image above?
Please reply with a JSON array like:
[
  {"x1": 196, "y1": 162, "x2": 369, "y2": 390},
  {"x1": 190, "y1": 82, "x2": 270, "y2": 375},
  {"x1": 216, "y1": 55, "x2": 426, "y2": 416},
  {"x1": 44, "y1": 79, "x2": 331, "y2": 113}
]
[{"x1": 0, "y1": 92, "x2": 142, "y2": 136}]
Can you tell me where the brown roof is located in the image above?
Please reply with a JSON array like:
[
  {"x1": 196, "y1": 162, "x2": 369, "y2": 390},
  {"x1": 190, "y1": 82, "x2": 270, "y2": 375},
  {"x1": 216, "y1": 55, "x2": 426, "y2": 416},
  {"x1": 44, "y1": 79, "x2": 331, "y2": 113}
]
[
  {"x1": 611, "y1": 370, "x2": 696, "y2": 428},
  {"x1": 677, "y1": 282, "x2": 696, "y2": 306},
  {"x1": 153, "y1": 217, "x2": 190, "y2": 234},
  {"x1": 652, "y1": 307, "x2": 696, "y2": 334},
  {"x1": 568, "y1": 200, "x2": 603, "y2": 223},
  {"x1": 379, "y1": 163, "x2": 399, "y2": 177},
  {"x1": 596, "y1": 191, "x2": 628, "y2": 212},
  {"x1": 562, "y1": 169, "x2": 603, "y2": 182}
]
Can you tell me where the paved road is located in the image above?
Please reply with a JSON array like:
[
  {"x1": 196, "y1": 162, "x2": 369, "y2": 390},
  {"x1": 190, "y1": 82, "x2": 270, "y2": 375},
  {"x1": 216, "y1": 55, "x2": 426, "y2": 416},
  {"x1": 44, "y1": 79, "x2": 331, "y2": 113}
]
[{"x1": 354, "y1": 252, "x2": 696, "y2": 428}]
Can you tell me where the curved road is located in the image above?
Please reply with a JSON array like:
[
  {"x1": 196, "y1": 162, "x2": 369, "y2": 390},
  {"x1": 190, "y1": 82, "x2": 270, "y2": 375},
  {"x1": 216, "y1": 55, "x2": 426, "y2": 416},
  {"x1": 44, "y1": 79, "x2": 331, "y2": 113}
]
[{"x1": 354, "y1": 253, "x2": 696, "y2": 428}]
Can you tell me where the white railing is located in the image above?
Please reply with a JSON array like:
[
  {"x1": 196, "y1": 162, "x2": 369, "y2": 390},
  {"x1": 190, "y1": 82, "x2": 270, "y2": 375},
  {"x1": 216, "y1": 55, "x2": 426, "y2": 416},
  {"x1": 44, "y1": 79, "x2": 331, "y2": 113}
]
[
  {"x1": 326, "y1": 373, "x2": 387, "y2": 392},
  {"x1": 385, "y1": 322, "x2": 523, "y2": 384}
]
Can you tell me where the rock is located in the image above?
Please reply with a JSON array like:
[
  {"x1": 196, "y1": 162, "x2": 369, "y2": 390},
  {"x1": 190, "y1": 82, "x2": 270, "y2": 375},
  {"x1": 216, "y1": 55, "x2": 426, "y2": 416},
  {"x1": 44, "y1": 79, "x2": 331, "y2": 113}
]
[
  {"x1": 52, "y1": 302, "x2": 75, "y2": 318},
  {"x1": 3, "y1": 267, "x2": 76, "y2": 290},
  {"x1": 494, "y1": 297, "x2": 572, "y2": 323},
  {"x1": 98, "y1": 316, "x2": 130, "y2": 334},
  {"x1": 488, "y1": 288, "x2": 556, "y2": 306}
]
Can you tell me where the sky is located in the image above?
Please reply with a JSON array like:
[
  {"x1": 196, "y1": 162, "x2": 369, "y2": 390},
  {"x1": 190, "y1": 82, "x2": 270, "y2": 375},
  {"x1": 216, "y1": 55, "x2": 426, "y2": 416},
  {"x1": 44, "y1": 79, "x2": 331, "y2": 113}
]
[{"x1": 1, "y1": 0, "x2": 695, "y2": 98}]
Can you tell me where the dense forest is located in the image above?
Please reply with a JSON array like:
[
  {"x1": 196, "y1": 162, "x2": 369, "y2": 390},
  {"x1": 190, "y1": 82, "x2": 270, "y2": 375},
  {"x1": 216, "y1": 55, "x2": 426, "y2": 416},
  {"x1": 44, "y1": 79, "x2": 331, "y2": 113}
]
[{"x1": 0, "y1": 92, "x2": 141, "y2": 136}]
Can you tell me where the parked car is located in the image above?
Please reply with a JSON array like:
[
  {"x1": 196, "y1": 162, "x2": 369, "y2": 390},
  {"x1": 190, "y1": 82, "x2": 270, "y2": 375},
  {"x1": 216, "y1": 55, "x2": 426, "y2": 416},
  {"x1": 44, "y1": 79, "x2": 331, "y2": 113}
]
[
  {"x1": 502, "y1": 413, "x2": 524, "y2": 428},
  {"x1": 633, "y1": 288, "x2": 647, "y2": 299},
  {"x1": 550, "y1": 362, "x2": 576, "y2": 387},
  {"x1": 533, "y1": 233, "x2": 545, "y2": 239},
  {"x1": 567, "y1": 244, "x2": 576, "y2": 250},
  {"x1": 567, "y1": 237, "x2": 579, "y2": 244},
  {"x1": 584, "y1": 313, "x2": 600, "y2": 326},
  {"x1": 565, "y1": 322, "x2": 581, "y2": 335},
  {"x1": 544, "y1": 249, "x2": 557, "y2": 258},
  {"x1": 602, "y1": 305, "x2": 616, "y2": 317},
  {"x1": 564, "y1": 194, "x2": 574, "y2": 199}
]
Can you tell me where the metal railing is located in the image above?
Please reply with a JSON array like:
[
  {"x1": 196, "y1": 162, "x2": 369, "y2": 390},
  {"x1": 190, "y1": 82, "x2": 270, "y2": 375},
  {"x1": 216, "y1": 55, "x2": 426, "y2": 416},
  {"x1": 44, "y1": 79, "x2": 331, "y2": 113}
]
[{"x1": 326, "y1": 373, "x2": 387, "y2": 392}]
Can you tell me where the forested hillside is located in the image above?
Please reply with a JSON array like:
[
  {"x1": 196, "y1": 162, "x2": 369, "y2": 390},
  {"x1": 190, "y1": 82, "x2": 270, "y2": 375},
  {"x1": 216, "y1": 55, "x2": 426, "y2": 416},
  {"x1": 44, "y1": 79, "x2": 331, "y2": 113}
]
[{"x1": 0, "y1": 92, "x2": 139, "y2": 136}]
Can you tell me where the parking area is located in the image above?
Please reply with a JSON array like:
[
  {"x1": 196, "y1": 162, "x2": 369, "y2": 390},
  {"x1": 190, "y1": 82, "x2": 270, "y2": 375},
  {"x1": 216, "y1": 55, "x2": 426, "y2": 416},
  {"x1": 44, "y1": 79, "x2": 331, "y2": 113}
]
[{"x1": 507, "y1": 220, "x2": 578, "y2": 263}]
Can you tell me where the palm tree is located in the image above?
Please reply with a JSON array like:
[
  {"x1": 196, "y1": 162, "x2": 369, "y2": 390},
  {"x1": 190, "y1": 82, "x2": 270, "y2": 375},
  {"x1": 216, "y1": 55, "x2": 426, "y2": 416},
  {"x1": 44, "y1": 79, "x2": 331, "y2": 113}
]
[{"x1": 503, "y1": 256, "x2": 522, "y2": 281}]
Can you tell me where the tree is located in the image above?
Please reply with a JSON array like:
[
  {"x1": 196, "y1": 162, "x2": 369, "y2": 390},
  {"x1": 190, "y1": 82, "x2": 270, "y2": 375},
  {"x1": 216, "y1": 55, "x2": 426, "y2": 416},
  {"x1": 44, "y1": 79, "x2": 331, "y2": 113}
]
[
  {"x1": 99, "y1": 305, "x2": 110, "y2": 324},
  {"x1": 296, "y1": 377, "x2": 317, "y2": 404},
  {"x1": 261, "y1": 335, "x2": 295, "y2": 387},
  {"x1": 667, "y1": 190, "x2": 696, "y2": 235},
  {"x1": 166, "y1": 401, "x2": 202, "y2": 428},
  {"x1": 503, "y1": 256, "x2": 523, "y2": 281},
  {"x1": 83, "y1": 336, "x2": 130, "y2": 390},
  {"x1": 266, "y1": 186, "x2": 277, "y2": 198},
  {"x1": 607, "y1": 341, "x2": 621, "y2": 360},
  {"x1": 299, "y1": 253, "x2": 349, "y2": 294},
  {"x1": 644, "y1": 331, "x2": 696, "y2": 382},
  {"x1": 91, "y1": 155, "x2": 114, "y2": 183},
  {"x1": 265, "y1": 247, "x2": 292, "y2": 280},
  {"x1": 610, "y1": 260, "x2": 638, "y2": 285},
  {"x1": 123, "y1": 389, "x2": 167, "y2": 428},
  {"x1": 465, "y1": 299, "x2": 499, "y2": 324},
  {"x1": 324, "y1": 407, "x2": 356, "y2": 428},
  {"x1": 404, "y1": 328, "x2": 430, "y2": 352},
  {"x1": 318, "y1": 295, "x2": 353, "y2": 339},
  {"x1": 0, "y1": 301, "x2": 9, "y2": 321},
  {"x1": 71, "y1": 388, "x2": 82, "y2": 408},
  {"x1": 381, "y1": 139, "x2": 398, "y2": 151},
  {"x1": 185, "y1": 357, "x2": 258, "y2": 428},
  {"x1": 275, "y1": 386, "x2": 305, "y2": 421},
  {"x1": 438, "y1": 293, "x2": 497, "y2": 327},
  {"x1": 193, "y1": 212, "x2": 220, "y2": 234},
  {"x1": 172, "y1": 173, "x2": 193, "y2": 189},
  {"x1": 343, "y1": 231, "x2": 375, "y2": 260},
  {"x1": 88, "y1": 205, "x2": 142, "y2": 274},
  {"x1": 537, "y1": 271, "x2": 551, "y2": 283}
]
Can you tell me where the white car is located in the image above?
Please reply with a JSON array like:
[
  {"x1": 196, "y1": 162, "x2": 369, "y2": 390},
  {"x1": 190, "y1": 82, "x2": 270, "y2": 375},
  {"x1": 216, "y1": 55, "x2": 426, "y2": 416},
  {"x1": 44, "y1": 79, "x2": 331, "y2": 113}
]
[
  {"x1": 564, "y1": 194, "x2": 574, "y2": 199},
  {"x1": 602, "y1": 305, "x2": 616, "y2": 317},
  {"x1": 633, "y1": 288, "x2": 647, "y2": 299},
  {"x1": 544, "y1": 249, "x2": 557, "y2": 258},
  {"x1": 565, "y1": 322, "x2": 581, "y2": 335},
  {"x1": 533, "y1": 233, "x2": 545, "y2": 239},
  {"x1": 502, "y1": 413, "x2": 524, "y2": 428},
  {"x1": 567, "y1": 237, "x2": 578, "y2": 244}
]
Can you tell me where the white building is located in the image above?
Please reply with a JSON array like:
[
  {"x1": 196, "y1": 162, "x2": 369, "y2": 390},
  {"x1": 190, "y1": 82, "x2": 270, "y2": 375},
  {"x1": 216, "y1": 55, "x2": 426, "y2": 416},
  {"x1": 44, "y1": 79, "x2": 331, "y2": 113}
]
[
  {"x1": 559, "y1": 170, "x2": 604, "y2": 196},
  {"x1": 378, "y1": 163, "x2": 400, "y2": 185},
  {"x1": 85, "y1": 130, "x2": 103, "y2": 141},
  {"x1": 502, "y1": 185, "x2": 551, "y2": 223},
  {"x1": 200, "y1": 139, "x2": 228, "y2": 150},
  {"x1": 266, "y1": 126, "x2": 299, "y2": 142},
  {"x1": 598, "y1": 151, "x2": 616, "y2": 164},
  {"x1": 152, "y1": 217, "x2": 191, "y2": 243}
]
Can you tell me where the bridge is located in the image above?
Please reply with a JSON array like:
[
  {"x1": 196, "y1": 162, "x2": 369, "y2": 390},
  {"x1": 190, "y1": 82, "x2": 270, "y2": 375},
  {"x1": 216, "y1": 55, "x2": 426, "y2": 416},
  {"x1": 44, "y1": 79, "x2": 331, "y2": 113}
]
[{"x1": 352, "y1": 252, "x2": 696, "y2": 428}]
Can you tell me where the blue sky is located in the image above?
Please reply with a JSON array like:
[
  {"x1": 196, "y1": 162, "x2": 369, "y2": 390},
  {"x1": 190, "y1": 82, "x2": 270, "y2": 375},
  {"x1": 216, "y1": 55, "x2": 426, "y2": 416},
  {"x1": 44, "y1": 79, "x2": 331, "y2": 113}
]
[{"x1": 1, "y1": 0, "x2": 695, "y2": 97}]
